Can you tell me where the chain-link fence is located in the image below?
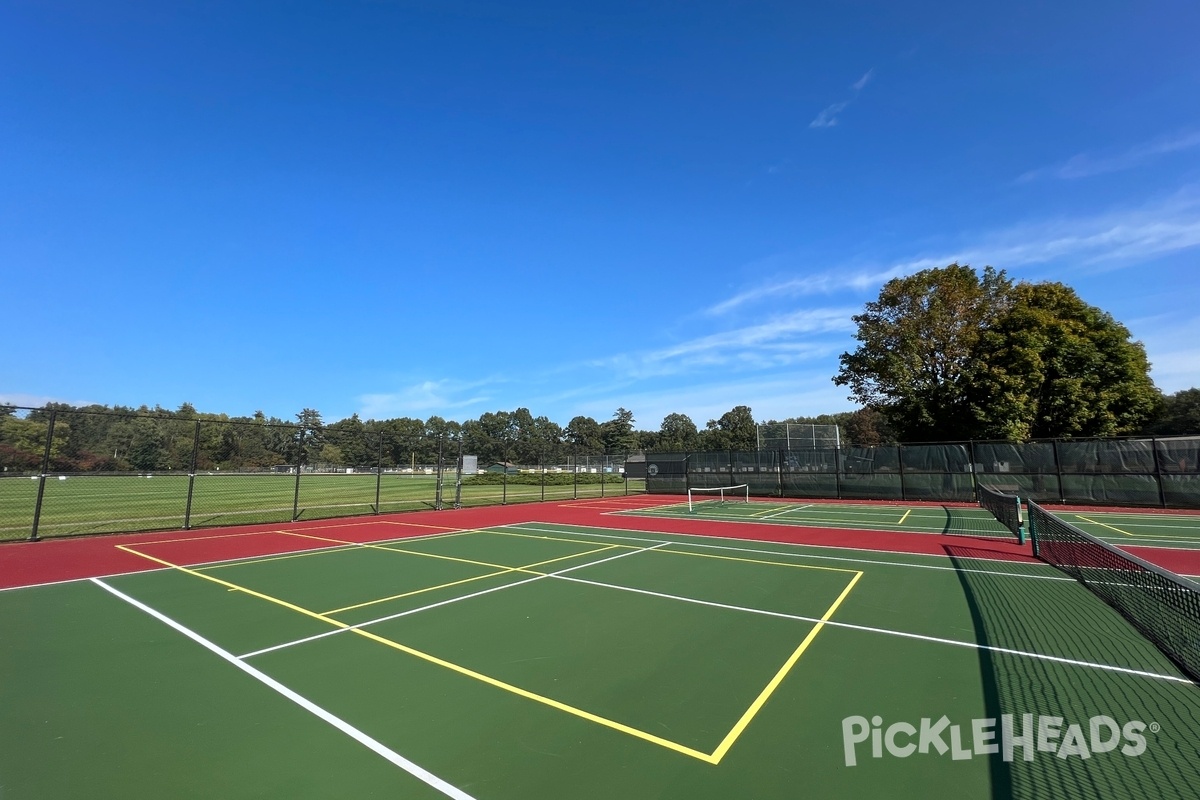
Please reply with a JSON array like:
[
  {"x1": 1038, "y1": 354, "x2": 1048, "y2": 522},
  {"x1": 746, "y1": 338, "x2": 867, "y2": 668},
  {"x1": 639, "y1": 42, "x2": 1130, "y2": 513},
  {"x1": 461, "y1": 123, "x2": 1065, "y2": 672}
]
[
  {"x1": 644, "y1": 435, "x2": 1200, "y2": 509},
  {"x1": 0, "y1": 407, "x2": 645, "y2": 541},
  {"x1": 756, "y1": 422, "x2": 841, "y2": 450}
]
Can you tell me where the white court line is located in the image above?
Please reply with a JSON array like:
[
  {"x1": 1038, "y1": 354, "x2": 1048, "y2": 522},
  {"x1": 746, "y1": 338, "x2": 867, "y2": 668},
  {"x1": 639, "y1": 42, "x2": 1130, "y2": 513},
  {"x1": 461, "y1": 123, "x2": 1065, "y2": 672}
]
[
  {"x1": 238, "y1": 541, "x2": 671, "y2": 659},
  {"x1": 504, "y1": 524, "x2": 1071, "y2": 583},
  {"x1": 757, "y1": 504, "x2": 814, "y2": 520},
  {"x1": 250, "y1": 528, "x2": 1184, "y2": 687},
  {"x1": 90, "y1": 578, "x2": 478, "y2": 800},
  {"x1": 0, "y1": 526, "x2": 475, "y2": 593},
  {"x1": 546, "y1": 573, "x2": 1193, "y2": 685}
]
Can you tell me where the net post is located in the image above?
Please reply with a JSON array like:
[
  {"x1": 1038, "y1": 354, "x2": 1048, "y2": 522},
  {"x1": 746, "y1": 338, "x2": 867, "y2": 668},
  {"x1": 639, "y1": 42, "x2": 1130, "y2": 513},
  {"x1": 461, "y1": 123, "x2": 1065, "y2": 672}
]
[
  {"x1": 1014, "y1": 493, "x2": 1026, "y2": 545},
  {"x1": 1027, "y1": 502, "x2": 1039, "y2": 558}
]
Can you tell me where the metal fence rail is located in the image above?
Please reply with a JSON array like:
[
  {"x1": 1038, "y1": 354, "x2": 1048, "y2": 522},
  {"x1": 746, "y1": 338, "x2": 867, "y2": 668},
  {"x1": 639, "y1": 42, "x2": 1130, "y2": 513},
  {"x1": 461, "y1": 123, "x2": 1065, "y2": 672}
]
[{"x1": 0, "y1": 407, "x2": 642, "y2": 541}]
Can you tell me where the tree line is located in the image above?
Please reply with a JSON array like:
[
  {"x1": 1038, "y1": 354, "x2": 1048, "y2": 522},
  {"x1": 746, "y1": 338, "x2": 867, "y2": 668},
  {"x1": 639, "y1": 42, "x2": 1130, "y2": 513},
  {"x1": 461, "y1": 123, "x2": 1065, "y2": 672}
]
[{"x1": 0, "y1": 402, "x2": 763, "y2": 474}]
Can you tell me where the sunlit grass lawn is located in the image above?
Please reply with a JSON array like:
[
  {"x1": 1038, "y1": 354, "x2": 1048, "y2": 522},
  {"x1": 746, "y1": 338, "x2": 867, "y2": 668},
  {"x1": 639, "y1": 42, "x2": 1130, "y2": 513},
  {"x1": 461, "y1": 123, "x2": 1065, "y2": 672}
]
[{"x1": 0, "y1": 473, "x2": 645, "y2": 540}]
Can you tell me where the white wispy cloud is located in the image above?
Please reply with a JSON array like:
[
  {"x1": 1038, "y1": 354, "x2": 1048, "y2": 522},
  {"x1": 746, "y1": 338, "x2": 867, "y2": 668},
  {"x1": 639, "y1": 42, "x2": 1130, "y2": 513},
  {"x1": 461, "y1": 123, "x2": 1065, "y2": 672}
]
[
  {"x1": 810, "y1": 69, "x2": 874, "y2": 128},
  {"x1": 1018, "y1": 129, "x2": 1200, "y2": 182},
  {"x1": 706, "y1": 268, "x2": 908, "y2": 315},
  {"x1": 809, "y1": 100, "x2": 851, "y2": 129},
  {"x1": 0, "y1": 392, "x2": 97, "y2": 410},
  {"x1": 617, "y1": 308, "x2": 855, "y2": 376},
  {"x1": 567, "y1": 375, "x2": 857, "y2": 431},
  {"x1": 358, "y1": 378, "x2": 497, "y2": 419},
  {"x1": 709, "y1": 189, "x2": 1200, "y2": 317}
]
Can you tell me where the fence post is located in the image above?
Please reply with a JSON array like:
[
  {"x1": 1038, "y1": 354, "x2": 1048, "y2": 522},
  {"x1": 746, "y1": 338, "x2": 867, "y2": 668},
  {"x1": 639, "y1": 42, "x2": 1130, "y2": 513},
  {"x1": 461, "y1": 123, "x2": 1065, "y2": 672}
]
[
  {"x1": 29, "y1": 409, "x2": 57, "y2": 542},
  {"x1": 1151, "y1": 436, "x2": 1168, "y2": 509},
  {"x1": 541, "y1": 450, "x2": 547, "y2": 502},
  {"x1": 573, "y1": 449, "x2": 579, "y2": 500},
  {"x1": 453, "y1": 436, "x2": 463, "y2": 509},
  {"x1": 1052, "y1": 439, "x2": 1065, "y2": 503},
  {"x1": 897, "y1": 444, "x2": 907, "y2": 502},
  {"x1": 435, "y1": 436, "x2": 445, "y2": 511},
  {"x1": 292, "y1": 429, "x2": 305, "y2": 521},
  {"x1": 502, "y1": 441, "x2": 508, "y2": 505},
  {"x1": 834, "y1": 445, "x2": 843, "y2": 500},
  {"x1": 967, "y1": 440, "x2": 979, "y2": 501},
  {"x1": 373, "y1": 434, "x2": 383, "y2": 514},
  {"x1": 183, "y1": 420, "x2": 201, "y2": 530}
]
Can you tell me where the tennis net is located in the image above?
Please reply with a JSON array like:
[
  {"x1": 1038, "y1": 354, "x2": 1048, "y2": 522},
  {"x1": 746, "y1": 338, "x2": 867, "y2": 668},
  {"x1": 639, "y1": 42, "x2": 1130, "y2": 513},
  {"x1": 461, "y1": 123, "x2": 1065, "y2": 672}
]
[
  {"x1": 1027, "y1": 499, "x2": 1200, "y2": 683},
  {"x1": 687, "y1": 483, "x2": 750, "y2": 512},
  {"x1": 977, "y1": 484, "x2": 1024, "y2": 542}
]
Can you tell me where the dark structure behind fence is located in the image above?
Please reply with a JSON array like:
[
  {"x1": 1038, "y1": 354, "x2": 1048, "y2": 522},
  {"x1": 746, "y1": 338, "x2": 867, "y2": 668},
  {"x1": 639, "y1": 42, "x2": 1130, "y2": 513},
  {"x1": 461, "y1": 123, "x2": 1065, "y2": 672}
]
[{"x1": 644, "y1": 435, "x2": 1200, "y2": 509}]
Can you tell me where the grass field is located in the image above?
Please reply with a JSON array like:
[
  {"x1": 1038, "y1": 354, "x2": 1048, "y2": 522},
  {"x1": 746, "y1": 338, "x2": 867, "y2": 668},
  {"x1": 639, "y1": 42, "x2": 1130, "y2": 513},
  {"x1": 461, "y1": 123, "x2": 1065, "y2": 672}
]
[
  {"x1": 3, "y1": 502, "x2": 1199, "y2": 799},
  {"x1": 0, "y1": 473, "x2": 645, "y2": 541}
]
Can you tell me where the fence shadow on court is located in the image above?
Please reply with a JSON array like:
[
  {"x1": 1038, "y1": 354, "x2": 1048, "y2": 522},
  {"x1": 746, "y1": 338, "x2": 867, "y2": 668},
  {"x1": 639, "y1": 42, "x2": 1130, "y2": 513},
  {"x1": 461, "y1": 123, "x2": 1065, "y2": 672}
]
[{"x1": 945, "y1": 544, "x2": 1200, "y2": 800}]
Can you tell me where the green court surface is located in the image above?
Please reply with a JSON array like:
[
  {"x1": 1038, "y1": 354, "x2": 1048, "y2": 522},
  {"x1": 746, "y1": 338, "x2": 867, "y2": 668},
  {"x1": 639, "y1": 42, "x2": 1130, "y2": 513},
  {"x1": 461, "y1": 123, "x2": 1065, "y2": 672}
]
[
  {"x1": 3, "y1": 522, "x2": 1200, "y2": 799},
  {"x1": 628, "y1": 497, "x2": 1200, "y2": 550}
]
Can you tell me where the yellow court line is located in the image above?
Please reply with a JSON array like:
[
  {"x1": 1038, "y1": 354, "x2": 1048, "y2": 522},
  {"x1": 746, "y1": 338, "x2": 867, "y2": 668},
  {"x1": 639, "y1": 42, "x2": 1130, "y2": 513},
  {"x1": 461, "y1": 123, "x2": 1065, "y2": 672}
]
[
  {"x1": 1075, "y1": 515, "x2": 1135, "y2": 537},
  {"x1": 277, "y1": 530, "x2": 538, "y2": 574},
  {"x1": 113, "y1": 544, "x2": 715, "y2": 763},
  {"x1": 648, "y1": 546, "x2": 862, "y2": 576},
  {"x1": 484, "y1": 528, "x2": 642, "y2": 551},
  {"x1": 377, "y1": 520, "x2": 465, "y2": 532},
  {"x1": 898, "y1": 509, "x2": 912, "y2": 525},
  {"x1": 708, "y1": 569, "x2": 864, "y2": 763},
  {"x1": 196, "y1": 528, "x2": 479, "y2": 572},
  {"x1": 198, "y1": 544, "x2": 364, "y2": 571},
  {"x1": 322, "y1": 544, "x2": 620, "y2": 615}
]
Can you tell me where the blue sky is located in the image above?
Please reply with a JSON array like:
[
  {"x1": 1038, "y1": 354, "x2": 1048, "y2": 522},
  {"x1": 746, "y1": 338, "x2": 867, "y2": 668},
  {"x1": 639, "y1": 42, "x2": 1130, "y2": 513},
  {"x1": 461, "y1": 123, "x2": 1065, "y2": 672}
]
[{"x1": 3, "y1": 1, "x2": 1198, "y2": 431}]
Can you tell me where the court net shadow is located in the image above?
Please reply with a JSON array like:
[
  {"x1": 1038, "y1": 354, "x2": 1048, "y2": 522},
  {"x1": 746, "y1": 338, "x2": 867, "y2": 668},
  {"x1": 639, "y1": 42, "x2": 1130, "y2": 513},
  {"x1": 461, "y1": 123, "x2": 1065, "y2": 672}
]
[{"x1": 944, "y1": 544, "x2": 1200, "y2": 800}]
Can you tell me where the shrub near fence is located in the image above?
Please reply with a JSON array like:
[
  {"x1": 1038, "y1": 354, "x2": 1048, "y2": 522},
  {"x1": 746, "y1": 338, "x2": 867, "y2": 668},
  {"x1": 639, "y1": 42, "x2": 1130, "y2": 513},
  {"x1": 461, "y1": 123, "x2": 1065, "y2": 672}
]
[{"x1": 644, "y1": 435, "x2": 1200, "y2": 509}]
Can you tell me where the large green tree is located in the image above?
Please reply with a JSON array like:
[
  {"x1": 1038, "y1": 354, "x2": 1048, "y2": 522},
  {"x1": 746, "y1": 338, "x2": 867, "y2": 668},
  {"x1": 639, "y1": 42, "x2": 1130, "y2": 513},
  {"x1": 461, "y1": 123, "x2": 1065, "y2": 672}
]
[
  {"x1": 699, "y1": 406, "x2": 757, "y2": 451},
  {"x1": 657, "y1": 412, "x2": 700, "y2": 451},
  {"x1": 968, "y1": 281, "x2": 1160, "y2": 439},
  {"x1": 600, "y1": 408, "x2": 638, "y2": 454},
  {"x1": 834, "y1": 263, "x2": 1012, "y2": 441},
  {"x1": 835, "y1": 264, "x2": 1159, "y2": 441},
  {"x1": 565, "y1": 416, "x2": 605, "y2": 455},
  {"x1": 1145, "y1": 388, "x2": 1200, "y2": 435}
]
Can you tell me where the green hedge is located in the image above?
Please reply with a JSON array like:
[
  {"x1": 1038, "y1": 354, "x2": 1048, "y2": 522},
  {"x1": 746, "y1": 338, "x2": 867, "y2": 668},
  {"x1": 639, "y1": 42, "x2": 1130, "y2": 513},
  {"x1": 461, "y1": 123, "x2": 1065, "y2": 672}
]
[{"x1": 463, "y1": 472, "x2": 625, "y2": 486}]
